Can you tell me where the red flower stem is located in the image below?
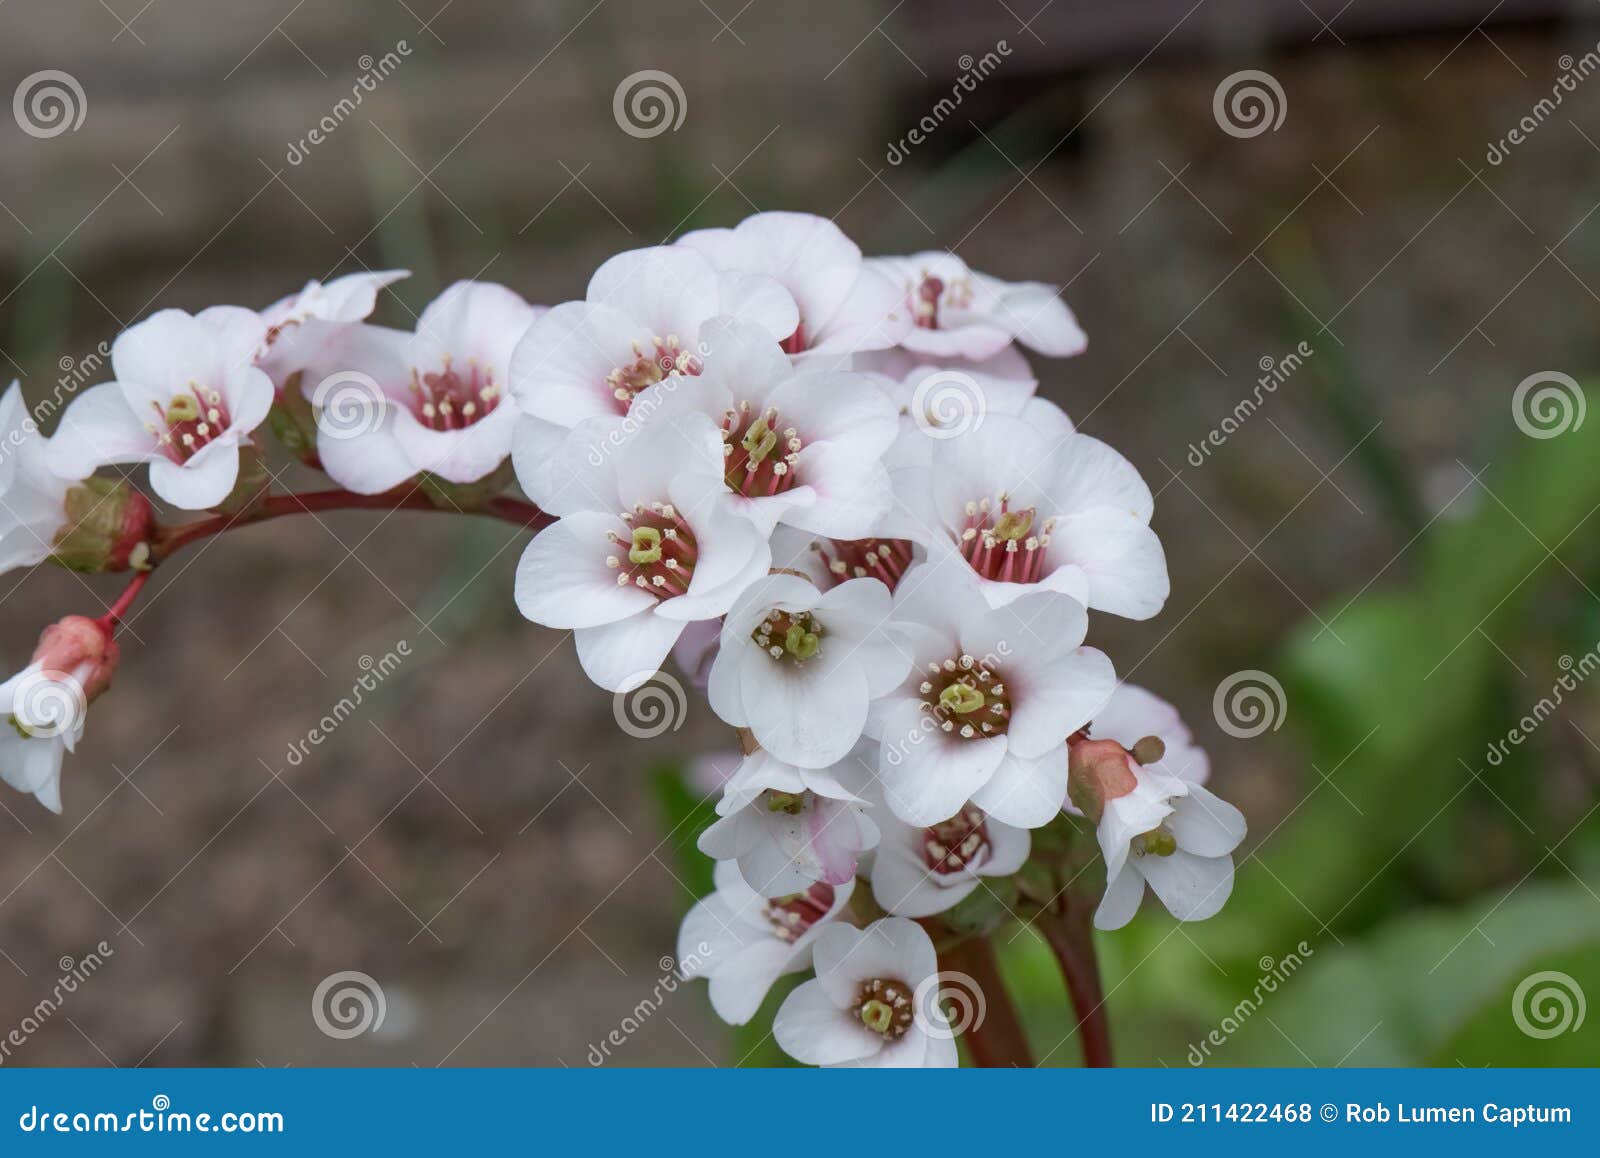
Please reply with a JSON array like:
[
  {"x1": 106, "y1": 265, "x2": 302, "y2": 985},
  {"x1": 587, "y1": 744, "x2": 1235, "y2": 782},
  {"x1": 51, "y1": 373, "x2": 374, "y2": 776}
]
[
  {"x1": 1037, "y1": 898, "x2": 1115, "y2": 1067},
  {"x1": 97, "y1": 571, "x2": 151, "y2": 634},
  {"x1": 936, "y1": 934, "x2": 1034, "y2": 1067},
  {"x1": 148, "y1": 488, "x2": 550, "y2": 563}
]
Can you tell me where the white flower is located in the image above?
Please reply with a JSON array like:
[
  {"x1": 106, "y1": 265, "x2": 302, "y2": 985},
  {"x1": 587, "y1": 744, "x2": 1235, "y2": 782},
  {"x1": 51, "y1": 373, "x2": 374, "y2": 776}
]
[
  {"x1": 678, "y1": 860, "x2": 853, "y2": 1026},
  {"x1": 677, "y1": 211, "x2": 909, "y2": 360},
  {"x1": 889, "y1": 412, "x2": 1169, "y2": 619},
  {"x1": 873, "y1": 561, "x2": 1113, "y2": 828},
  {"x1": 313, "y1": 280, "x2": 541, "y2": 493},
  {"x1": 513, "y1": 411, "x2": 770, "y2": 692},
  {"x1": 637, "y1": 319, "x2": 900, "y2": 539},
  {"x1": 698, "y1": 744, "x2": 880, "y2": 896},
  {"x1": 708, "y1": 573, "x2": 911, "y2": 769},
  {"x1": 47, "y1": 308, "x2": 276, "y2": 510},
  {"x1": 858, "y1": 344, "x2": 1040, "y2": 433},
  {"x1": 509, "y1": 245, "x2": 797, "y2": 430},
  {"x1": 1087, "y1": 691, "x2": 1244, "y2": 930},
  {"x1": 0, "y1": 662, "x2": 88, "y2": 814},
  {"x1": 867, "y1": 251, "x2": 1087, "y2": 361},
  {"x1": 870, "y1": 801, "x2": 1029, "y2": 918},
  {"x1": 256, "y1": 269, "x2": 408, "y2": 387},
  {"x1": 773, "y1": 916, "x2": 957, "y2": 1068},
  {"x1": 0, "y1": 383, "x2": 71, "y2": 573}
]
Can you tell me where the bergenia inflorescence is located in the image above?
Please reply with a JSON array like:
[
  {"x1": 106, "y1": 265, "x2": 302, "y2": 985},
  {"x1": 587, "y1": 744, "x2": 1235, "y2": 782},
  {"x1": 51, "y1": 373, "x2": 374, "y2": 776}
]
[{"x1": 2, "y1": 212, "x2": 1247, "y2": 1068}]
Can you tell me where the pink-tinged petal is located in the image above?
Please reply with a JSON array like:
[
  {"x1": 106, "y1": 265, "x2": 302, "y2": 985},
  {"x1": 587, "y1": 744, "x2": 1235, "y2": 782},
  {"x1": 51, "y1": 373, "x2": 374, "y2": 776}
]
[
  {"x1": 414, "y1": 280, "x2": 537, "y2": 375},
  {"x1": 705, "y1": 636, "x2": 752, "y2": 728},
  {"x1": 1168, "y1": 783, "x2": 1246, "y2": 856},
  {"x1": 988, "y1": 280, "x2": 1087, "y2": 357},
  {"x1": 1005, "y1": 647, "x2": 1115, "y2": 759},
  {"x1": 196, "y1": 305, "x2": 271, "y2": 368},
  {"x1": 110, "y1": 310, "x2": 217, "y2": 407},
  {"x1": 871, "y1": 837, "x2": 978, "y2": 918},
  {"x1": 222, "y1": 367, "x2": 276, "y2": 438},
  {"x1": 706, "y1": 938, "x2": 804, "y2": 1026},
  {"x1": 837, "y1": 1028, "x2": 931, "y2": 1068},
  {"x1": 1094, "y1": 863, "x2": 1146, "y2": 930},
  {"x1": 510, "y1": 301, "x2": 655, "y2": 427},
  {"x1": 970, "y1": 747, "x2": 1067, "y2": 829},
  {"x1": 695, "y1": 317, "x2": 795, "y2": 403},
  {"x1": 900, "y1": 320, "x2": 1014, "y2": 360},
  {"x1": 46, "y1": 384, "x2": 157, "y2": 478},
  {"x1": 1048, "y1": 509, "x2": 1169, "y2": 620},
  {"x1": 316, "y1": 417, "x2": 417, "y2": 495},
  {"x1": 514, "y1": 511, "x2": 655, "y2": 629},
  {"x1": 781, "y1": 444, "x2": 891, "y2": 539},
  {"x1": 717, "y1": 272, "x2": 799, "y2": 343},
  {"x1": 573, "y1": 610, "x2": 684, "y2": 693},
  {"x1": 1053, "y1": 433, "x2": 1154, "y2": 520},
  {"x1": 745, "y1": 653, "x2": 870, "y2": 769},
  {"x1": 1139, "y1": 849, "x2": 1235, "y2": 922},
  {"x1": 299, "y1": 323, "x2": 414, "y2": 403},
  {"x1": 980, "y1": 818, "x2": 1032, "y2": 876},
  {"x1": 959, "y1": 590, "x2": 1089, "y2": 683},
  {"x1": 774, "y1": 979, "x2": 881, "y2": 1066},
  {"x1": 806, "y1": 264, "x2": 912, "y2": 357},
  {"x1": 876, "y1": 697, "x2": 1005, "y2": 825},
  {"x1": 613, "y1": 411, "x2": 724, "y2": 511},
  {"x1": 147, "y1": 442, "x2": 240, "y2": 511},
  {"x1": 390, "y1": 400, "x2": 518, "y2": 484},
  {"x1": 588, "y1": 246, "x2": 720, "y2": 338}
]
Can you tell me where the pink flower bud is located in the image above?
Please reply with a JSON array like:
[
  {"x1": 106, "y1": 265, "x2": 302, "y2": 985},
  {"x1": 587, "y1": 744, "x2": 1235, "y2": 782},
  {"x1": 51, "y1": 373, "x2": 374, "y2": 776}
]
[
  {"x1": 31, "y1": 615, "x2": 120, "y2": 702},
  {"x1": 1067, "y1": 737, "x2": 1138, "y2": 823}
]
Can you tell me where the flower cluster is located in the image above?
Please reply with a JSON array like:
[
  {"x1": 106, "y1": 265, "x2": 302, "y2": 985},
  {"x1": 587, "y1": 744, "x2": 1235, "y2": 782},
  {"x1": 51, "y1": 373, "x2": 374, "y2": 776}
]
[{"x1": 2, "y1": 211, "x2": 1246, "y2": 1067}]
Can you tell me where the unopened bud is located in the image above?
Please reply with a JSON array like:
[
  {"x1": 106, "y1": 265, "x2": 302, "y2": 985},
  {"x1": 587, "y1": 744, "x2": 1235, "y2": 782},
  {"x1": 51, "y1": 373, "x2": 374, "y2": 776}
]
[
  {"x1": 1130, "y1": 734, "x2": 1166, "y2": 765},
  {"x1": 1067, "y1": 737, "x2": 1138, "y2": 824},
  {"x1": 51, "y1": 478, "x2": 154, "y2": 573},
  {"x1": 31, "y1": 615, "x2": 119, "y2": 702}
]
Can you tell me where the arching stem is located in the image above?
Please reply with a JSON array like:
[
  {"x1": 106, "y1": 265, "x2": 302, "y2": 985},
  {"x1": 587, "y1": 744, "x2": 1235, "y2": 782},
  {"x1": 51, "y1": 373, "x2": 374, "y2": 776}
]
[{"x1": 1037, "y1": 896, "x2": 1115, "y2": 1067}]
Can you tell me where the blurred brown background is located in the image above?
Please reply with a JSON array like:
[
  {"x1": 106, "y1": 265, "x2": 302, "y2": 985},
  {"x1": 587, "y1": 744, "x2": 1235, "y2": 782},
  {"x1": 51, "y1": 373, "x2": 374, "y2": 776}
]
[{"x1": 3, "y1": 0, "x2": 1599, "y2": 1066}]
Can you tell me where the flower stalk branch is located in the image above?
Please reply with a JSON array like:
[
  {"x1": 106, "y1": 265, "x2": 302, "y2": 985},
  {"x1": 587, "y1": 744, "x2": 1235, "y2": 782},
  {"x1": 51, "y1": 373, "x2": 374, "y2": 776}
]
[{"x1": 936, "y1": 934, "x2": 1034, "y2": 1068}]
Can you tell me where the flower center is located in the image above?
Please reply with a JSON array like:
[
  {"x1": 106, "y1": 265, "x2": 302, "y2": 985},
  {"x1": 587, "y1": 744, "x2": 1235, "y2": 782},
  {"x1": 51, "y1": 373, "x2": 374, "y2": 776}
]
[
  {"x1": 145, "y1": 385, "x2": 230, "y2": 464},
  {"x1": 918, "y1": 653, "x2": 1011, "y2": 740},
  {"x1": 721, "y1": 403, "x2": 804, "y2": 498},
  {"x1": 911, "y1": 272, "x2": 972, "y2": 330},
  {"x1": 922, "y1": 805, "x2": 991, "y2": 875},
  {"x1": 811, "y1": 538, "x2": 914, "y2": 591},
  {"x1": 1133, "y1": 825, "x2": 1177, "y2": 858},
  {"x1": 408, "y1": 358, "x2": 502, "y2": 431},
  {"x1": 852, "y1": 978, "x2": 915, "y2": 1040},
  {"x1": 604, "y1": 502, "x2": 699, "y2": 601},
  {"x1": 751, "y1": 608, "x2": 824, "y2": 664},
  {"x1": 607, "y1": 334, "x2": 700, "y2": 412},
  {"x1": 957, "y1": 496, "x2": 1054, "y2": 584},
  {"x1": 764, "y1": 882, "x2": 835, "y2": 943}
]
